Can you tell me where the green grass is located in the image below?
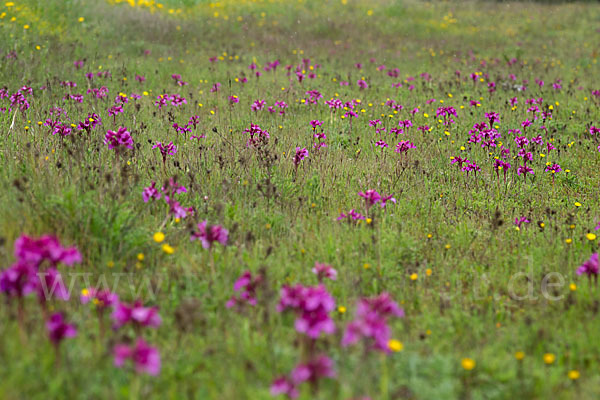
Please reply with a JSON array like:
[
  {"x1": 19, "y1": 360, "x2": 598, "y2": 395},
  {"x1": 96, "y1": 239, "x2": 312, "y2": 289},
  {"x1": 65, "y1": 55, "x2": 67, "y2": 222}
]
[{"x1": 1, "y1": 0, "x2": 600, "y2": 399}]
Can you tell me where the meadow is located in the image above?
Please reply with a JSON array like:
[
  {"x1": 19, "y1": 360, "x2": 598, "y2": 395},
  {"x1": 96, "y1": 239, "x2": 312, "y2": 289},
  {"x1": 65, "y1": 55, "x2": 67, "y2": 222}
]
[{"x1": 1, "y1": 0, "x2": 600, "y2": 398}]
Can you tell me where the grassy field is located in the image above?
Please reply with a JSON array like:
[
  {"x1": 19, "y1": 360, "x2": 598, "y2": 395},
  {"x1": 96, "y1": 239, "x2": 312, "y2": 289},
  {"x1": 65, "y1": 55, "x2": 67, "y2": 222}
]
[{"x1": 1, "y1": 0, "x2": 600, "y2": 399}]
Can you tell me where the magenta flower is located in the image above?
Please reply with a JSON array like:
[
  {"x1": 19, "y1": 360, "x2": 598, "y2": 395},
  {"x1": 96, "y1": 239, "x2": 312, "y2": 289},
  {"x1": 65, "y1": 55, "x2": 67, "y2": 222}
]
[
  {"x1": 271, "y1": 355, "x2": 336, "y2": 399},
  {"x1": 111, "y1": 300, "x2": 161, "y2": 329},
  {"x1": 163, "y1": 180, "x2": 194, "y2": 220},
  {"x1": 380, "y1": 195, "x2": 396, "y2": 208},
  {"x1": 337, "y1": 209, "x2": 366, "y2": 222},
  {"x1": 545, "y1": 163, "x2": 562, "y2": 174},
  {"x1": 142, "y1": 182, "x2": 161, "y2": 202},
  {"x1": 251, "y1": 99, "x2": 266, "y2": 111},
  {"x1": 358, "y1": 190, "x2": 381, "y2": 209},
  {"x1": 395, "y1": 141, "x2": 416, "y2": 154},
  {"x1": 270, "y1": 376, "x2": 299, "y2": 399},
  {"x1": 0, "y1": 261, "x2": 38, "y2": 298},
  {"x1": 342, "y1": 293, "x2": 404, "y2": 352},
  {"x1": 357, "y1": 79, "x2": 368, "y2": 89},
  {"x1": 293, "y1": 147, "x2": 308, "y2": 166},
  {"x1": 47, "y1": 312, "x2": 77, "y2": 346},
  {"x1": 104, "y1": 126, "x2": 133, "y2": 150},
  {"x1": 291, "y1": 355, "x2": 336, "y2": 384},
  {"x1": 375, "y1": 140, "x2": 388, "y2": 149},
  {"x1": 517, "y1": 164, "x2": 534, "y2": 176},
  {"x1": 277, "y1": 284, "x2": 336, "y2": 339},
  {"x1": 244, "y1": 123, "x2": 270, "y2": 147},
  {"x1": 77, "y1": 113, "x2": 102, "y2": 132},
  {"x1": 153, "y1": 141, "x2": 177, "y2": 164},
  {"x1": 514, "y1": 217, "x2": 530, "y2": 228},
  {"x1": 191, "y1": 221, "x2": 229, "y2": 249},
  {"x1": 114, "y1": 338, "x2": 161, "y2": 376},
  {"x1": 226, "y1": 270, "x2": 263, "y2": 309},
  {"x1": 514, "y1": 136, "x2": 529, "y2": 148},
  {"x1": 14, "y1": 235, "x2": 81, "y2": 268},
  {"x1": 312, "y1": 262, "x2": 337, "y2": 282},
  {"x1": 462, "y1": 161, "x2": 481, "y2": 175},
  {"x1": 309, "y1": 120, "x2": 323, "y2": 130},
  {"x1": 494, "y1": 159, "x2": 511, "y2": 179},
  {"x1": 576, "y1": 253, "x2": 599, "y2": 279}
]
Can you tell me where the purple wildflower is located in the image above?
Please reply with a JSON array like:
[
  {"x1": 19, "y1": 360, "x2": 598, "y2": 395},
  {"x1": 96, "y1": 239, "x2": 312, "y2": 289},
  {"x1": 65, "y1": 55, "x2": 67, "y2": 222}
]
[
  {"x1": 191, "y1": 221, "x2": 229, "y2": 249},
  {"x1": 114, "y1": 338, "x2": 161, "y2": 376}
]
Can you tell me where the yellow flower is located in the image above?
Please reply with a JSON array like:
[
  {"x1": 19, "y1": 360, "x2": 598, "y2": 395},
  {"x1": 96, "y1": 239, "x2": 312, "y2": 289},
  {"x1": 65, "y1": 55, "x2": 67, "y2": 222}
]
[
  {"x1": 23, "y1": 24, "x2": 30, "y2": 29},
  {"x1": 426, "y1": 268, "x2": 432, "y2": 276},
  {"x1": 78, "y1": 17, "x2": 85, "y2": 22},
  {"x1": 586, "y1": 233, "x2": 597, "y2": 241},
  {"x1": 574, "y1": 202, "x2": 581, "y2": 207},
  {"x1": 363, "y1": 263, "x2": 371, "y2": 270},
  {"x1": 81, "y1": 288, "x2": 90, "y2": 297},
  {"x1": 366, "y1": 218, "x2": 372, "y2": 224},
  {"x1": 410, "y1": 273, "x2": 418, "y2": 281},
  {"x1": 461, "y1": 358, "x2": 476, "y2": 370},
  {"x1": 137, "y1": 253, "x2": 144, "y2": 261},
  {"x1": 570, "y1": 283, "x2": 577, "y2": 291},
  {"x1": 162, "y1": 243, "x2": 174, "y2": 255},
  {"x1": 543, "y1": 353, "x2": 556, "y2": 365},
  {"x1": 565, "y1": 238, "x2": 572, "y2": 244},
  {"x1": 265, "y1": 223, "x2": 271, "y2": 230},
  {"x1": 445, "y1": 244, "x2": 451, "y2": 250},
  {"x1": 107, "y1": 261, "x2": 114, "y2": 268},
  {"x1": 568, "y1": 370, "x2": 580, "y2": 380},
  {"x1": 515, "y1": 351, "x2": 525, "y2": 361},
  {"x1": 153, "y1": 232, "x2": 165, "y2": 243},
  {"x1": 338, "y1": 306, "x2": 346, "y2": 313},
  {"x1": 388, "y1": 339, "x2": 403, "y2": 352}
]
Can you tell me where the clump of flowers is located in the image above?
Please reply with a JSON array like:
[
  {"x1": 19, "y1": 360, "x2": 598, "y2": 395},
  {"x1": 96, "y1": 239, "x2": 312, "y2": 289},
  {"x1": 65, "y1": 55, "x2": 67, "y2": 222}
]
[
  {"x1": 142, "y1": 178, "x2": 194, "y2": 221},
  {"x1": 277, "y1": 284, "x2": 336, "y2": 339},
  {"x1": 576, "y1": 253, "x2": 598, "y2": 284},
  {"x1": 153, "y1": 141, "x2": 177, "y2": 165},
  {"x1": 244, "y1": 123, "x2": 270, "y2": 148},
  {"x1": 111, "y1": 300, "x2": 162, "y2": 329},
  {"x1": 271, "y1": 355, "x2": 336, "y2": 399},
  {"x1": 312, "y1": 262, "x2": 337, "y2": 282},
  {"x1": 104, "y1": 126, "x2": 133, "y2": 152},
  {"x1": 226, "y1": 270, "x2": 264, "y2": 309},
  {"x1": 114, "y1": 338, "x2": 161, "y2": 376},
  {"x1": 191, "y1": 221, "x2": 229, "y2": 249},
  {"x1": 47, "y1": 312, "x2": 77, "y2": 349},
  {"x1": 342, "y1": 292, "x2": 404, "y2": 352}
]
